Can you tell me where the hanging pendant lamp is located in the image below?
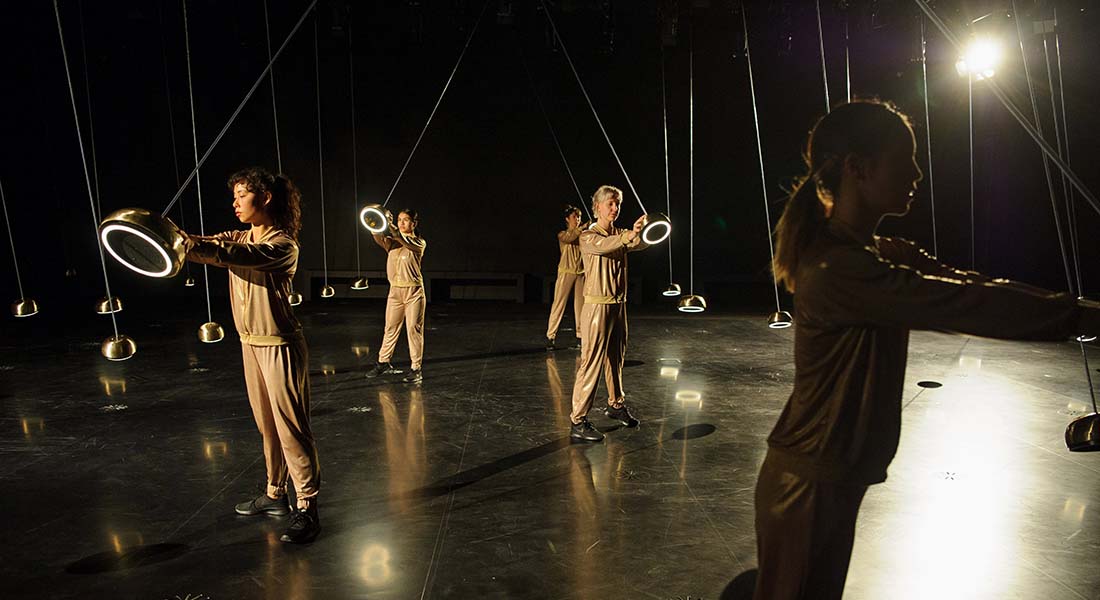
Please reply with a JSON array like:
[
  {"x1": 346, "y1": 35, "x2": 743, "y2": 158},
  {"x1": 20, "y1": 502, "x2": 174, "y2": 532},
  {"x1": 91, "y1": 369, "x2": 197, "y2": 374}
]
[
  {"x1": 1, "y1": 179, "x2": 39, "y2": 318},
  {"x1": 677, "y1": 15, "x2": 704, "y2": 314}
]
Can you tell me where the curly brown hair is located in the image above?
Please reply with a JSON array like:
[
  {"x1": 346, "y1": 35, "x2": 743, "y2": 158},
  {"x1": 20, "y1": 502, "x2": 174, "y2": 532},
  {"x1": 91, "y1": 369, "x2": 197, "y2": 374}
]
[{"x1": 227, "y1": 167, "x2": 302, "y2": 240}]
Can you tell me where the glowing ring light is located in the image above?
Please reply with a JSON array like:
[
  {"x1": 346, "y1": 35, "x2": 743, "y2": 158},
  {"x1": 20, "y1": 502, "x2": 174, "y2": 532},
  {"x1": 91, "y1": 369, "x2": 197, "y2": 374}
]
[
  {"x1": 359, "y1": 204, "x2": 389, "y2": 234},
  {"x1": 677, "y1": 294, "x2": 706, "y2": 313},
  {"x1": 768, "y1": 310, "x2": 794, "y2": 329},
  {"x1": 99, "y1": 208, "x2": 186, "y2": 278},
  {"x1": 640, "y1": 212, "x2": 672, "y2": 245},
  {"x1": 662, "y1": 283, "x2": 682, "y2": 297}
]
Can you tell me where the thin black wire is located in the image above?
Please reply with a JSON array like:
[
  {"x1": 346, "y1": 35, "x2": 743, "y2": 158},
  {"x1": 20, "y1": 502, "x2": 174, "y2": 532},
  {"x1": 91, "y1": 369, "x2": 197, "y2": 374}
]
[
  {"x1": 348, "y1": 10, "x2": 363, "y2": 278},
  {"x1": 815, "y1": 0, "x2": 830, "y2": 112},
  {"x1": 264, "y1": 0, "x2": 282, "y2": 173},
  {"x1": 968, "y1": 73, "x2": 974, "y2": 270},
  {"x1": 515, "y1": 31, "x2": 591, "y2": 221},
  {"x1": 162, "y1": 0, "x2": 318, "y2": 218},
  {"x1": 742, "y1": 7, "x2": 782, "y2": 313},
  {"x1": 538, "y1": 0, "x2": 649, "y2": 214},
  {"x1": 660, "y1": 42, "x2": 673, "y2": 285},
  {"x1": 919, "y1": 16, "x2": 939, "y2": 257},
  {"x1": 383, "y1": 0, "x2": 491, "y2": 208},
  {"x1": 53, "y1": 0, "x2": 119, "y2": 337},
  {"x1": 1043, "y1": 22, "x2": 1082, "y2": 297},
  {"x1": 0, "y1": 178, "x2": 26, "y2": 299},
  {"x1": 314, "y1": 19, "x2": 329, "y2": 288},
  {"x1": 844, "y1": 14, "x2": 851, "y2": 102},
  {"x1": 181, "y1": 0, "x2": 214, "y2": 323}
]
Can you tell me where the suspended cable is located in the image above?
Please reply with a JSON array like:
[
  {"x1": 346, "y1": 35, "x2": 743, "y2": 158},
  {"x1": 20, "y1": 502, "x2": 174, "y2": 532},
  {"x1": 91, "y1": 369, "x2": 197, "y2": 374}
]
[
  {"x1": 844, "y1": 14, "x2": 851, "y2": 103},
  {"x1": 967, "y1": 73, "x2": 974, "y2": 270},
  {"x1": 313, "y1": 18, "x2": 331, "y2": 293},
  {"x1": 264, "y1": 0, "x2": 282, "y2": 173},
  {"x1": 182, "y1": 0, "x2": 215, "y2": 325},
  {"x1": 0, "y1": 179, "x2": 27, "y2": 301},
  {"x1": 919, "y1": 16, "x2": 939, "y2": 257},
  {"x1": 689, "y1": 22, "x2": 694, "y2": 296},
  {"x1": 660, "y1": 42, "x2": 674, "y2": 288},
  {"x1": 1011, "y1": 0, "x2": 1074, "y2": 295},
  {"x1": 53, "y1": 0, "x2": 120, "y2": 336},
  {"x1": 161, "y1": 0, "x2": 318, "y2": 218},
  {"x1": 1042, "y1": 12, "x2": 1082, "y2": 298},
  {"x1": 742, "y1": 8, "x2": 783, "y2": 316},
  {"x1": 381, "y1": 0, "x2": 490, "y2": 208},
  {"x1": 815, "y1": 0, "x2": 830, "y2": 113},
  {"x1": 913, "y1": 0, "x2": 1100, "y2": 220},
  {"x1": 348, "y1": 9, "x2": 363, "y2": 280},
  {"x1": 77, "y1": 0, "x2": 102, "y2": 222},
  {"x1": 538, "y1": 0, "x2": 649, "y2": 214},
  {"x1": 159, "y1": 0, "x2": 191, "y2": 284},
  {"x1": 515, "y1": 30, "x2": 591, "y2": 221}
]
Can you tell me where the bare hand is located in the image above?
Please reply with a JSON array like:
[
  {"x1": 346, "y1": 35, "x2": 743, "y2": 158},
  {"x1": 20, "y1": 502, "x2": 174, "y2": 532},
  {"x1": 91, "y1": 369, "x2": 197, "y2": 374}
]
[{"x1": 632, "y1": 215, "x2": 646, "y2": 234}]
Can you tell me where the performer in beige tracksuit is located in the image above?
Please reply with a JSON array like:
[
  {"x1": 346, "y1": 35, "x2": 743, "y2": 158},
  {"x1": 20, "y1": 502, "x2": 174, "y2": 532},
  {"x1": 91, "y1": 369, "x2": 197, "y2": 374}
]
[
  {"x1": 568, "y1": 185, "x2": 649, "y2": 442},
  {"x1": 365, "y1": 209, "x2": 427, "y2": 384},
  {"x1": 546, "y1": 205, "x2": 586, "y2": 350},
  {"x1": 184, "y1": 167, "x2": 321, "y2": 544}
]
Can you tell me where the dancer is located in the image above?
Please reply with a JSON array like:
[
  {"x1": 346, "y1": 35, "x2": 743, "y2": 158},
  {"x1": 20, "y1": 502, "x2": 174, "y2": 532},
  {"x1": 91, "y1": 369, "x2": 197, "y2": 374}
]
[
  {"x1": 754, "y1": 99, "x2": 1100, "y2": 599},
  {"x1": 183, "y1": 167, "x2": 321, "y2": 544},
  {"x1": 546, "y1": 205, "x2": 586, "y2": 350},
  {"x1": 568, "y1": 185, "x2": 650, "y2": 442},
  {"x1": 365, "y1": 209, "x2": 427, "y2": 384}
]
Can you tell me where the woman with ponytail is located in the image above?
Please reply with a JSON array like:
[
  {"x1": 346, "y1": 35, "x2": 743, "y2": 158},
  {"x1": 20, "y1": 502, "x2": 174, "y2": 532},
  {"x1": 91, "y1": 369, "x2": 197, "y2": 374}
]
[
  {"x1": 545, "y1": 204, "x2": 586, "y2": 350},
  {"x1": 183, "y1": 167, "x2": 321, "y2": 544},
  {"x1": 754, "y1": 100, "x2": 1100, "y2": 599}
]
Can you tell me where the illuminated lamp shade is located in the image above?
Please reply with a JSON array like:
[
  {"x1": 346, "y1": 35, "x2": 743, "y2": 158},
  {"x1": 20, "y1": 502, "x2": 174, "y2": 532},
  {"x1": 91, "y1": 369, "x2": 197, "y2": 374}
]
[
  {"x1": 101, "y1": 334, "x2": 136, "y2": 361},
  {"x1": 359, "y1": 204, "x2": 389, "y2": 234},
  {"x1": 198, "y1": 321, "x2": 225, "y2": 343},
  {"x1": 99, "y1": 207, "x2": 186, "y2": 278},
  {"x1": 640, "y1": 212, "x2": 672, "y2": 245},
  {"x1": 677, "y1": 294, "x2": 707, "y2": 313},
  {"x1": 288, "y1": 292, "x2": 303, "y2": 306},
  {"x1": 1066, "y1": 413, "x2": 1100, "y2": 452},
  {"x1": 184, "y1": 277, "x2": 196, "y2": 287},
  {"x1": 95, "y1": 296, "x2": 123, "y2": 315},
  {"x1": 320, "y1": 285, "x2": 335, "y2": 298},
  {"x1": 12, "y1": 298, "x2": 39, "y2": 317},
  {"x1": 662, "y1": 283, "x2": 682, "y2": 297},
  {"x1": 350, "y1": 277, "x2": 369, "y2": 290},
  {"x1": 768, "y1": 310, "x2": 793, "y2": 329}
]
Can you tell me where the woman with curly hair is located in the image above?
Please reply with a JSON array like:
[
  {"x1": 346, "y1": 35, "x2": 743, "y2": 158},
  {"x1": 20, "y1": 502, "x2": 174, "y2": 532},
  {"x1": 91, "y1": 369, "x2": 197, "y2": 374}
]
[{"x1": 183, "y1": 166, "x2": 321, "y2": 544}]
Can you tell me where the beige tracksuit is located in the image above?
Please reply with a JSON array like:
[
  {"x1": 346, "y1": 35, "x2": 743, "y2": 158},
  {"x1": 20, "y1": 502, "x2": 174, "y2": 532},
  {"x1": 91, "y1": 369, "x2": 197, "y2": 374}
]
[
  {"x1": 569, "y1": 223, "x2": 649, "y2": 424},
  {"x1": 374, "y1": 230, "x2": 427, "y2": 370},
  {"x1": 546, "y1": 225, "x2": 585, "y2": 341},
  {"x1": 188, "y1": 228, "x2": 320, "y2": 508}
]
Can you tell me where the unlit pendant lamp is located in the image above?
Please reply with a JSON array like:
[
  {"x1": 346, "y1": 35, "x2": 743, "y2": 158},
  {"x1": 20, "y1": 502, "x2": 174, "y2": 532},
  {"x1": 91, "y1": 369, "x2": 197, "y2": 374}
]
[{"x1": 677, "y1": 18, "x2": 704, "y2": 313}]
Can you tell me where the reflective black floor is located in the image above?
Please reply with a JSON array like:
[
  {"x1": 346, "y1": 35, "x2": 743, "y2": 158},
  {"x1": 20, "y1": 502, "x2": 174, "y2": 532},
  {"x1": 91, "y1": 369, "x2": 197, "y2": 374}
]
[{"x1": 3, "y1": 301, "x2": 1099, "y2": 599}]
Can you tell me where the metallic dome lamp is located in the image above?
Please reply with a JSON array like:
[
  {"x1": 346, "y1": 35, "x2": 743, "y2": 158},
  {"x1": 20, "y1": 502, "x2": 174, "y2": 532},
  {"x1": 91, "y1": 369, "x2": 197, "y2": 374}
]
[
  {"x1": 288, "y1": 291, "x2": 303, "y2": 306},
  {"x1": 640, "y1": 212, "x2": 672, "y2": 245},
  {"x1": 320, "y1": 285, "x2": 335, "y2": 298},
  {"x1": 101, "y1": 334, "x2": 137, "y2": 361},
  {"x1": 184, "y1": 276, "x2": 196, "y2": 287},
  {"x1": 768, "y1": 310, "x2": 794, "y2": 329},
  {"x1": 359, "y1": 204, "x2": 389, "y2": 234},
  {"x1": 1066, "y1": 412, "x2": 1100, "y2": 452},
  {"x1": 677, "y1": 294, "x2": 707, "y2": 313},
  {"x1": 662, "y1": 283, "x2": 682, "y2": 297},
  {"x1": 198, "y1": 321, "x2": 225, "y2": 343},
  {"x1": 95, "y1": 296, "x2": 123, "y2": 315},
  {"x1": 350, "y1": 277, "x2": 369, "y2": 290},
  {"x1": 12, "y1": 298, "x2": 39, "y2": 318}
]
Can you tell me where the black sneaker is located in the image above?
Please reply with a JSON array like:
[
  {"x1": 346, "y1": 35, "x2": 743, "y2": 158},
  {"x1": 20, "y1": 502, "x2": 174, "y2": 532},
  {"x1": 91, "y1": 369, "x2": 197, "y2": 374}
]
[
  {"x1": 403, "y1": 369, "x2": 423, "y2": 384},
  {"x1": 365, "y1": 362, "x2": 400, "y2": 378},
  {"x1": 234, "y1": 493, "x2": 290, "y2": 516},
  {"x1": 546, "y1": 337, "x2": 556, "y2": 351},
  {"x1": 570, "y1": 418, "x2": 605, "y2": 442},
  {"x1": 605, "y1": 403, "x2": 640, "y2": 428},
  {"x1": 280, "y1": 505, "x2": 321, "y2": 544}
]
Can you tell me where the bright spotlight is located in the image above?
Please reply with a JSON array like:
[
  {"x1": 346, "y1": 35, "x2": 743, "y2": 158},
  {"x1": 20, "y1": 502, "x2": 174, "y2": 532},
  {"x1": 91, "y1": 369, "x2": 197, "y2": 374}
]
[{"x1": 955, "y1": 37, "x2": 1001, "y2": 80}]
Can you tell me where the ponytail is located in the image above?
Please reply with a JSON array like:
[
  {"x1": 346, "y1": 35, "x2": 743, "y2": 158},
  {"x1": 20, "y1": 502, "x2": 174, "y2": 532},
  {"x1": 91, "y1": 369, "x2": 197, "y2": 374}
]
[{"x1": 773, "y1": 173, "x2": 828, "y2": 293}]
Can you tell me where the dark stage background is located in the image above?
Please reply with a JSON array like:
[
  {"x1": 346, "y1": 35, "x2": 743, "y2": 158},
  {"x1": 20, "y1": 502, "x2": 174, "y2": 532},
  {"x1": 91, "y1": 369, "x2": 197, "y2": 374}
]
[{"x1": 2, "y1": 0, "x2": 1100, "y2": 328}]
